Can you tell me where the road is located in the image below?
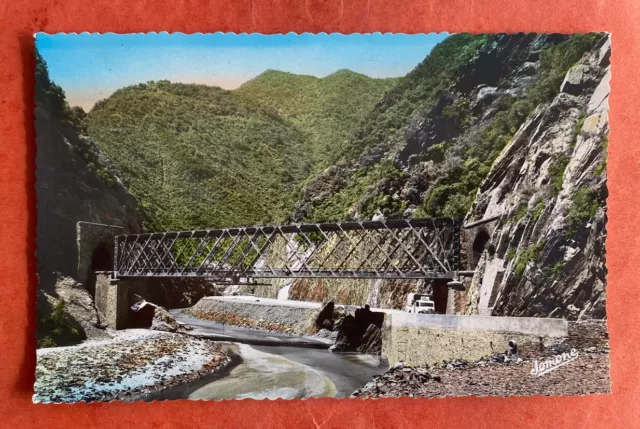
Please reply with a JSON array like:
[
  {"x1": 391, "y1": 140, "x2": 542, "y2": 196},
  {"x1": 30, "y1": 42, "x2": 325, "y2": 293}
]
[{"x1": 147, "y1": 310, "x2": 389, "y2": 400}]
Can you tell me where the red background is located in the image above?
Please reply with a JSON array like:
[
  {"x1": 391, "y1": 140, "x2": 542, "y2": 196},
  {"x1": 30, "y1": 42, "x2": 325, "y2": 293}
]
[{"x1": 1, "y1": 1, "x2": 638, "y2": 427}]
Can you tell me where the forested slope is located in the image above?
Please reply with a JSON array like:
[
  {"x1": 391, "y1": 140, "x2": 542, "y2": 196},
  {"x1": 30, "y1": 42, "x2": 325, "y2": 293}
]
[
  {"x1": 87, "y1": 72, "x2": 395, "y2": 231},
  {"x1": 236, "y1": 69, "x2": 397, "y2": 167}
]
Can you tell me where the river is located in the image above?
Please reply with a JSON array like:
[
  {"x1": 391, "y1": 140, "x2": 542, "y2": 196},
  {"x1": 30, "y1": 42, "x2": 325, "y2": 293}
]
[{"x1": 141, "y1": 311, "x2": 388, "y2": 401}]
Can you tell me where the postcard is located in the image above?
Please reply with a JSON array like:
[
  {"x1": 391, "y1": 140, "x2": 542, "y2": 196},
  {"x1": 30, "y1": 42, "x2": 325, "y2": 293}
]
[{"x1": 34, "y1": 32, "x2": 611, "y2": 403}]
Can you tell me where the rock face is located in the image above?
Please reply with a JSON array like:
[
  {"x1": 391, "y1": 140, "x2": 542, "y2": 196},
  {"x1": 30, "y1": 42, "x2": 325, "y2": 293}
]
[
  {"x1": 49, "y1": 276, "x2": 110, "y2": 339},
  {"x1": 358, "y1": 324, "x2": 383, "y2": 354},
  {"x1": 36, "y1": 105, "x2": 143, "y2": 293},
  {"x1": 36, "y1": 96, "x2": 143, "y2": 346},
  {"x1": 37, "y1": 276, "x2": 108, "y2": 347},
  {"x1": 464, "y1": 36, "x2": 610, "y2": 320}
]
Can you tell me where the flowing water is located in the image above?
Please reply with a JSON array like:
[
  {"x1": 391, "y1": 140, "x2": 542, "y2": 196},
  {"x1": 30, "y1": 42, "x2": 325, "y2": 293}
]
[{"x1": 143, "y1": 311, "x2": 388, "y2": 401}]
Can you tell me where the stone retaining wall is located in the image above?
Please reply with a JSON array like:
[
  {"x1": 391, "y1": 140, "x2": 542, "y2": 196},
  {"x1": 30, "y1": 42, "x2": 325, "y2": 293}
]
[
  {"x1": 186, "y1": 297, "x2": 320, "y2": 335},
  {"x1": 382, "y1": 313, "x2": 568, "y2": 366}
]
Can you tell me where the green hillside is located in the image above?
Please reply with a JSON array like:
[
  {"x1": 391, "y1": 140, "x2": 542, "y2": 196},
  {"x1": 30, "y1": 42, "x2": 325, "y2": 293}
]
[
  {"x1": 236, "y1": 70, "x2": 397, "y2": 167},
  {"x1": 294, "y1": 33, "x2": 491, "y2": 222},
  {"x1": 294, "y1": 33, "x2": 600, "y2": 223},
  {"x1": 87, "y1": 81, "x2": 312, "y2": 231},
  {"x1": 87, "y1": 71, "x2": 397, "y2": 232}
]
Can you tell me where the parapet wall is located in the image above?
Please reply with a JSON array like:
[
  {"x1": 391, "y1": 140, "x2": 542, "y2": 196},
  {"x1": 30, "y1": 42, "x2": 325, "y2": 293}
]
[{"x1": 382, "y1": 313, "x2": 567, "y2": 366}]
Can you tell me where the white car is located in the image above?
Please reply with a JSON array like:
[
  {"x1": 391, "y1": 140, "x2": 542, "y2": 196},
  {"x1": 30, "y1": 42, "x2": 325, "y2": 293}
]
[
  {"x1": 405, "y1": 294, "x2": 436, "y2": 314},
  {"x1": 415, "y1": 300, "x2": 436, "y2": 314}
]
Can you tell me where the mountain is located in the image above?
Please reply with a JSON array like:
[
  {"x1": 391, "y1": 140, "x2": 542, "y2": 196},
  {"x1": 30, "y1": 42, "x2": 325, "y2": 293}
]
[
  {"x1": 282, "y1": 33, "x2": 609, "y2": 320},
  {"x1": 293, "y1": 33, "x2": 604, "y2": 225},
  {"x1": 86, "y1": 72, "x2": 395, "y2": 232},
  {"x1": 86, "y1": 81, "x2": 313, "y2": 231},
  {"x1": 292, "y1": 33, "x2": 494, "y2": 222},
  {"x1": 236, "y1": 69, "x2": 397, "y2": 167}
]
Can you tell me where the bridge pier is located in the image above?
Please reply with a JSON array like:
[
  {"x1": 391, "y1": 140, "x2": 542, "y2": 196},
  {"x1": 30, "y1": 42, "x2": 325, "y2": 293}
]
[{"x1": 95, "y1": 272, "x2": 129, "y2": 330}]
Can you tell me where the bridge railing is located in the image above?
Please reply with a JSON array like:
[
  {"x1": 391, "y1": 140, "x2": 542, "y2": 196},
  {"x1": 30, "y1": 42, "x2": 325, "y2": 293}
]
[{"x1": 113, "y1": 218, "x2": 460, "y2": 280}]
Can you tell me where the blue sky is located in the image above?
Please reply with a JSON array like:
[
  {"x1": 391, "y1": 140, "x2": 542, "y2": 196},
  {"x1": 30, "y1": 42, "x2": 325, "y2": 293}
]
[{"x1": 36, "y1": 32, "x2": 450, "y2": 111}]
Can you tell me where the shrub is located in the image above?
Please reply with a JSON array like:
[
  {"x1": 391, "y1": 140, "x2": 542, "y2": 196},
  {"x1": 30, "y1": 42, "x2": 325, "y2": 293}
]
[
  {"x1": 420, "y1": 158, "x2": 490, "y2": 218},
  {"x1": 549, "y1": 155, "x2": 571, "y2": 196},
  {"x1": 36, "y1": 300, "x2": 84, "y2": 348},
  {"x1": 423, "y1": 183, "x2": 469, "y2": 217},
  {"x1": 532, "y1": 200, "x2": 545, "y2": 221},
  {"x1": 486, "y1": 243, "x2": 496, "y2": 256},
  {"x1": 552, "y1": 262, "x2": 564, "y2": 274},
  {"x1": 441, "y1": 193, "x2": 474, "y2": 217},
  {"x1": 575, "y1": 113, "x2": 587, "y2": 135},
  {"x1": 424, "y1": 142, "x2": 453, "y2": 163},
  {"x1": 571, "y1": 114, "x2": 587, "y2": 149},
  {"x1": 514, "y1": 242, "x2": 544, "y2": 277},
  {"x1": 294, "y1": 231, "x2": 324, "y2": 249},
  {"x1": 566, "y1": 188, "x2": 600, "y2": 237},
  {"x1": 513, "y1": 203, "x2": 529, "y2": 222},
  {"x1": 443, "y1": 99, "x2": 472, "y2": 128},
  {"x1": 594, "y1": 135, "x2": 609, "y2": 177}
]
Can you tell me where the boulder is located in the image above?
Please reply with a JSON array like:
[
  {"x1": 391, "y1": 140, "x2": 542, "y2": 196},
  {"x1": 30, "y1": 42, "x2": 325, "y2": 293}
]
[
  {"x1": 330, "y1": 305, "x2": 385, "y2": 352},
  {"x1": 52, "y1": 276, "x2": 110, "y2": 339},
  {"x1": 332, "y1": 305, "x2": 349, "y2": 331},
  {"x1": 129, "y1": 299, "x2": 179, "y2": 332},
  {"x1": 315, "y1": 301, "x2": 335, "y2": 331},
  {"x1": 315, "y1": 328, "x2": 338, "y2": 341},
  {"x1": 150, "y1": 304, "x2": 179, "y2": 332},
  {"x1": 471, "y1": 85, "x2": 500, "y2": 113}
]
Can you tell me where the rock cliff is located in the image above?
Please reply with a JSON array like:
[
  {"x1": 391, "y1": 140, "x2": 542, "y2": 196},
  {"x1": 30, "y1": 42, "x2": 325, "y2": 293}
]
[
  {"x1": 35, "y1": 50, "x2": 144, "y2": 346},
  {"x1": 36, "y1": 104, "x2": 143, "y2": 292},
  {"x1": 464, "y1": 35, "x2": 610, "y2": 320}
]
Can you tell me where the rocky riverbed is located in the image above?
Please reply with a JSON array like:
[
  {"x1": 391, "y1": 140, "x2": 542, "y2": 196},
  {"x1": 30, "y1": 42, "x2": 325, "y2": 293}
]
[
  {"x1": 352, "y1": 351, "x2": 609, "y2": 398},
  {"x1": 34, "y1": 330, "x2": 229, "y2": 403},
  {"x1": 352, "y1": 320, "x2": 611, "y2": 398}
]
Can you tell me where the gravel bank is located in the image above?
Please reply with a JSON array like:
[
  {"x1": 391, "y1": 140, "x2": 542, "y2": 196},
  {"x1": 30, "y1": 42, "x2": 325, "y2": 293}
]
[
  {"x1": 34, "y1": 330, "x2": 229, "y2": 403},
  {"x1": 352, "y1": 351, "x2": 609, "y2": 398}
]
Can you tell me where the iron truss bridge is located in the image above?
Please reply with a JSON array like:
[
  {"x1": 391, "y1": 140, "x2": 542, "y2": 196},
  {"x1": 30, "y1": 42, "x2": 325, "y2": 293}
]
[{"x1": 114, "y1": 218, "x2": 461, "y2": 280}]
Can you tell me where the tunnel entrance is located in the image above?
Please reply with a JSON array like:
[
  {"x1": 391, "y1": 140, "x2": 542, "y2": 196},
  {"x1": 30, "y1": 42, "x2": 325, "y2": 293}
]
[
  {"x1": 471, "y1": 230, "x2": 491, "y2": 268},
  {"x1": 433, "y1": 280, "x2": 449, "y2": 314},
  {"x1": 88, "y1": 243, "x2": 112, "y2": 296},
  {"x1": 92, "y1": 244, "x2": 112, "y2": 271}
]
